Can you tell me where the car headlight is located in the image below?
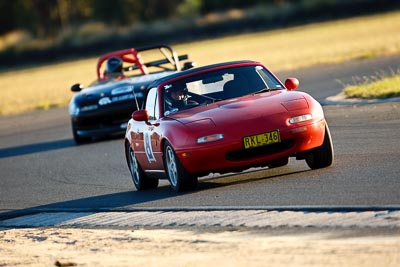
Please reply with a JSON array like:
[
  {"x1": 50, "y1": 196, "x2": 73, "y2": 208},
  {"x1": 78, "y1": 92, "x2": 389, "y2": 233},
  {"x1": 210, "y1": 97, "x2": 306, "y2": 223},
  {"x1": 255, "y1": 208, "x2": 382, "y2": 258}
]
[
  {"x1": 197, "y1": 134, "x2": 224, "y2": 144},
  {"x1": 69, "y1": 102, "x2": 80, "y2": 116},
  {"x1": 289, "y1": 114, "x2": 312, "y2": 124}
]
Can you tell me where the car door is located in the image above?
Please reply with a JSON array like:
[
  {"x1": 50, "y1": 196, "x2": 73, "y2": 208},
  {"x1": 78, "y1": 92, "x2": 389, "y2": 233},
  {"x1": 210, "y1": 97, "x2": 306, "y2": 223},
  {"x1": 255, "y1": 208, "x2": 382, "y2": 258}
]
[{"x1": 139, "y1": 87, "x2": 164, "y2": 171}]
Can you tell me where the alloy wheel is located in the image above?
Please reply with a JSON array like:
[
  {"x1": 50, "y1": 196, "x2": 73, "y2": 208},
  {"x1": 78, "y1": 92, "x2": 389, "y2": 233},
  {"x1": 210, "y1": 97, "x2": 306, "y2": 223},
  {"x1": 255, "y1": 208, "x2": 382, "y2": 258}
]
[{"x1": 165, "y1": 146, "x2": 178, "y2": 186}]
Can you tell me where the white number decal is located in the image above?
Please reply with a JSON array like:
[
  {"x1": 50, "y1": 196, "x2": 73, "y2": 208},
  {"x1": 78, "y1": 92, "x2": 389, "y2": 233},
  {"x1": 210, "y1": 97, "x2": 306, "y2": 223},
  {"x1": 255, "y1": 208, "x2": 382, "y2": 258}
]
[{"x1": 144, "y1": 131, "x2": 156, "y2": 162}]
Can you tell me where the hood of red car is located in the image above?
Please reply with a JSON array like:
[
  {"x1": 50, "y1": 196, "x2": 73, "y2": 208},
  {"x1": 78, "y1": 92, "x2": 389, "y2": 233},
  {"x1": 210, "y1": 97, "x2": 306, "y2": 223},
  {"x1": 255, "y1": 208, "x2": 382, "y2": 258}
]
[{"x1": 170, "y1": 90, "x2": 310, "y2": 129}]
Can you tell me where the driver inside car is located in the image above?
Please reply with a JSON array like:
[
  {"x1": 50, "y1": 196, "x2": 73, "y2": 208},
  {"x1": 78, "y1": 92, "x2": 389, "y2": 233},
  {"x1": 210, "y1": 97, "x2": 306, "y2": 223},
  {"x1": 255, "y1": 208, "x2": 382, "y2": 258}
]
[
  {"x1": 164, "y1": 86, "x2": 198, "y2": 113},
  {"x1": 104, "y1": 57, "x2": 125, "y2": 80}
]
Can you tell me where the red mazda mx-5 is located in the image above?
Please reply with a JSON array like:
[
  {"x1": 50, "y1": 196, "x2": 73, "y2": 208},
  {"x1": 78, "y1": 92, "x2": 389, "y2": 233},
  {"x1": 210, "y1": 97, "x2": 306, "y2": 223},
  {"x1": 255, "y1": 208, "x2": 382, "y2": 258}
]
[{"x1": 124, "y1": 60, "x2": 334, "y2": 192}]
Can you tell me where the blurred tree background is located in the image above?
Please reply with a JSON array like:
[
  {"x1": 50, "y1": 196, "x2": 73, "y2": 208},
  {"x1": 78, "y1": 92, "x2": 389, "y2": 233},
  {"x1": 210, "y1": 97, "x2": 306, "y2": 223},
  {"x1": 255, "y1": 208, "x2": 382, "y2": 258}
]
[
  {"x1": 0, "y1": 0, "x2": 266, "y2": 36},
  {"x1": 0, "y1": 0, "x2": 398, "y2": 67}
]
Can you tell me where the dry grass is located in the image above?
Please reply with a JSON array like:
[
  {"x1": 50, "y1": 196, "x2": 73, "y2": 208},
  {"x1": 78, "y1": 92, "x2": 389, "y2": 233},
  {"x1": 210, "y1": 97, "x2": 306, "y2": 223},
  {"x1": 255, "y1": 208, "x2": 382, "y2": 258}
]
[
  {"x1": 1, "y1": 11, "x2": 400, "y2": 115},
  {"x1": 344, "y1": 69, "x2": 400, "y2": 99},
  {"x1": 177, "y1": 10, "x2": 400, "y2": 70}
]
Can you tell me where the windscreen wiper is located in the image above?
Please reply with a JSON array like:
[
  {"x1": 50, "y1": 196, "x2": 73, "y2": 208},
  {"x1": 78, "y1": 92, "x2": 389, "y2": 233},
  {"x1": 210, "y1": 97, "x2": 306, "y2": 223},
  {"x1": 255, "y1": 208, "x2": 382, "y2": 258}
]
[{"x1": 253, "y1": 87, "x2": 282, "y2": 94}]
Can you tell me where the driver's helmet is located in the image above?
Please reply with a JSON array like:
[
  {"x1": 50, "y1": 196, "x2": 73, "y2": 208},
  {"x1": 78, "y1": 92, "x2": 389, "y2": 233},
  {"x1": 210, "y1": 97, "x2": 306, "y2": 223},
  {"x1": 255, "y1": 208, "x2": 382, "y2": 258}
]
[
  {"x1": 164, "y1": 85, "x2": 188, "y2": 110},
  {"x1": 106, "y1": 57, "x2": 123, "y2": 73}
]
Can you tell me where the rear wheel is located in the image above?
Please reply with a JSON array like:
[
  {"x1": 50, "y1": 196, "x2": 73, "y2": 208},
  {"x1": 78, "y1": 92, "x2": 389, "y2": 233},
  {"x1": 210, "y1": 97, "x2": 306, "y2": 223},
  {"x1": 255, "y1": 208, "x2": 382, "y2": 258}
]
[
  {"x1": 127, "y1": 145, "x2": 158, "y2": 190},
  {"x1": 305, "y1": 124, "x2": 334, "y2": 169},
  {"x1": 164, "y1": 141, "x2": 198, "y2": 192}
]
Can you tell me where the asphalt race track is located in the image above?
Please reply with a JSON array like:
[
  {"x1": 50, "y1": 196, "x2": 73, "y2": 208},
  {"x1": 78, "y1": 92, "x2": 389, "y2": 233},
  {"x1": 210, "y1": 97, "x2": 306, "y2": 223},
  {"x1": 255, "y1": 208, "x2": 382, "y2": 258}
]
[{"x1": 1, "y1": 55, "x2": 400, "y2": 219}]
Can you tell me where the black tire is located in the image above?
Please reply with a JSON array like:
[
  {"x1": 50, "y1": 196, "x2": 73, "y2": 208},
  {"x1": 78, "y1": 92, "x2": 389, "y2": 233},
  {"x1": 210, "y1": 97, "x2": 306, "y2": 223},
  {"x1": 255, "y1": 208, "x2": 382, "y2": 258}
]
[
  {"x1": 164, "y1": 141, "x2": 198, "y2": 192},
  {"x1": 127, "y1": 144, "x2": 158, "y2": 190},
  {"x1": 305, "y1": 124, "x2": 334, "y2": 170},
  {"x1": 72, "y1": 122, "x2": 91, "y2": 144},
  {"x1": 268, "y1": 157, "x2": 289, "y2": 169}
]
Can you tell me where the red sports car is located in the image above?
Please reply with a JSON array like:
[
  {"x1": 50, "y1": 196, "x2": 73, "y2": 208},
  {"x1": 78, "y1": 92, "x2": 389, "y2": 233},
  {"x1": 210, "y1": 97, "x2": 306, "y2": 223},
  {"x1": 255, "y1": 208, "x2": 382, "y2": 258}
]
[{"x1": 124, "y1": 60, "x2": 334, "y2": 192}]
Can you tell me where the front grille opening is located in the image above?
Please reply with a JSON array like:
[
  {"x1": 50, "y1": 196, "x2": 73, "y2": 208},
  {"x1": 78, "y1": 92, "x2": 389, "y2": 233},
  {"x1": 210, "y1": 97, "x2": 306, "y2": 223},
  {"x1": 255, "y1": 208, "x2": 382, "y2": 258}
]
[
  {"x1": 77, "y1": 114, "x2": 131, "y2": 129},
  {"x1": 225, "y1": 139, "x2": 294, "y2": 161}
]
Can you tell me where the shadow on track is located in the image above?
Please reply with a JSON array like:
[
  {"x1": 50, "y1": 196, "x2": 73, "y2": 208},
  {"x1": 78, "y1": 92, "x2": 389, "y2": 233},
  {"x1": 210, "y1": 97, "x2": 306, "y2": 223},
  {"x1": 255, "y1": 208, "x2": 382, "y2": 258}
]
[
  {"x1": 0, "y1": 134, "x2": 126, "y2": 158},
  {"x1": 197, "y1": 168, "x2": 310, "y2": 190},
  {"x1": 0, "y1": 139, "x2": 76, "y2": 158}
]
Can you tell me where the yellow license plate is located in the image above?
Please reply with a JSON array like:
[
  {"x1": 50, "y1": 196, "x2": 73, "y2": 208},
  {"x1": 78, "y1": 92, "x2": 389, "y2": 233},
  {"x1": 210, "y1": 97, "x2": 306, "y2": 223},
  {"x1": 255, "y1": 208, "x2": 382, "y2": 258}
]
[{"x1": 243, "y1": 130, "x2": 281, "y2": 149}]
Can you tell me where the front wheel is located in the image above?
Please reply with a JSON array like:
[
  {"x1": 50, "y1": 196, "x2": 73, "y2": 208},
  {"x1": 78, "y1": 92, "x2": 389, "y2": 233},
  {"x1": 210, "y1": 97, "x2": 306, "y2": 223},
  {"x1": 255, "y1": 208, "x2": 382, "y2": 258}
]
[
  {"x1": 305, "y1": 124, "x2": 334, "y2": 169},
  {"x1": 127, "y1": 145, "x2": 158, "y2": 190},
  {"x1": 72, "y1": 121, "x2": 91, "y2": 144},
  {"x1": 267, "y1": 157, "x2": 289, "y2": 169},
  {"x1": 164, "y1": 141, "x2": 198, "y2": 192}
]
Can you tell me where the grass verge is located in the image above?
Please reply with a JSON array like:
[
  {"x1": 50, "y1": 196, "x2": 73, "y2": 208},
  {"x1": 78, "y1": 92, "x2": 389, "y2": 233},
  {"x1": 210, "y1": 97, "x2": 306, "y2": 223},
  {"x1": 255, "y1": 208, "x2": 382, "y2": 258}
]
[{"x1": 343, "y1": 69, "x2": 400, "y2": 99}]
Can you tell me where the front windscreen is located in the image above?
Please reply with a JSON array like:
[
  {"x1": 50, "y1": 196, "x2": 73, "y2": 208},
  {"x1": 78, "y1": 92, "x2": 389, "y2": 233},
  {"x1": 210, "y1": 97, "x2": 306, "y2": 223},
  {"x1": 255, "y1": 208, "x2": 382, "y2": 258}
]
[{"x1": 163, "y1": 65, "x2": 283, "y2": 115}]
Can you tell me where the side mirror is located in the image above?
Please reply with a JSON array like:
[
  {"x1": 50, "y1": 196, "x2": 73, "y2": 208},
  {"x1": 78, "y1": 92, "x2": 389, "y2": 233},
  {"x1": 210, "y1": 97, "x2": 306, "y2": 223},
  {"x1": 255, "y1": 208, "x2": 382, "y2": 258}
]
[
  {"x1": 132, "y1": 110, "x2": 149, "y2": 122},
  {"x1": 71, "y1": 83, "x2": 84, "y2": 92},
  {"x1": 182, "y1": 61, "x2": 196, "y2": 70},
  {"x1": 284, "y1": 78, "x2": 299, "y2": 91}
]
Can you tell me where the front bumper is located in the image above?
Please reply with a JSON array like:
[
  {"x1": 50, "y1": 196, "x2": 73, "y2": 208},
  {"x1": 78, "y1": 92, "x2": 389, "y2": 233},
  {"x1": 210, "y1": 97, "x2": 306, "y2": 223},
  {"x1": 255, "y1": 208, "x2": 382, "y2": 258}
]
[
  {"x1": 177, "y1": 119, "x2": 326, "y2": 175},
  {"x1": 71, "y1": 102, "x2": 133, "y2": 137}
]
